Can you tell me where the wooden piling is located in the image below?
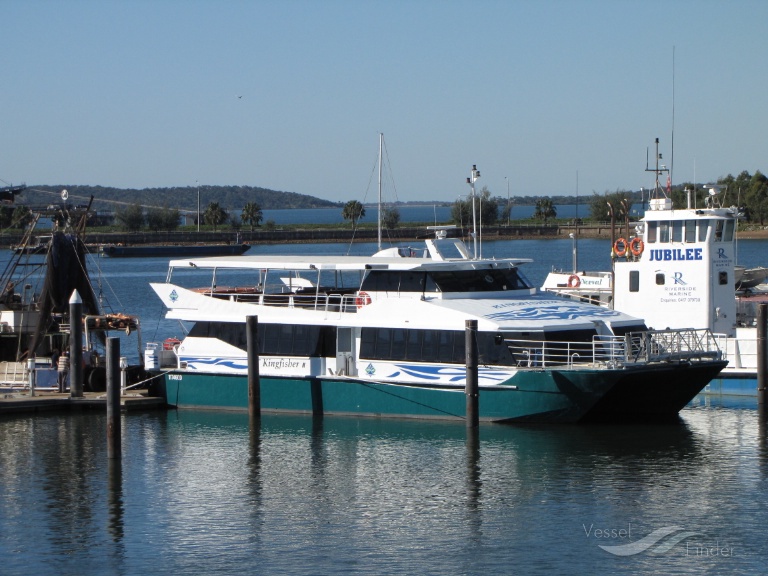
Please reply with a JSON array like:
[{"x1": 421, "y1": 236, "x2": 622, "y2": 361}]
[
  {"x1": 465, "y1": 319, "x2": 479, "y2": 427},
  {"x1": 758, "y1": 304, "x2": 767, "y2": 408},
  {"x1": 247, "y1": 315, "x2": 261, "y2": 419},
  {"x1": 106, "y1": 337, "x2": 121, "y2": 460},
  {"x1": 69, "y1": 290, "x2": 84, "y2": 398}
]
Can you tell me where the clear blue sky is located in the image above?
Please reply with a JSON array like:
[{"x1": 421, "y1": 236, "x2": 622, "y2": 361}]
[{"x1": 2, "y1": 0, "x2": 766, "y2": 204}]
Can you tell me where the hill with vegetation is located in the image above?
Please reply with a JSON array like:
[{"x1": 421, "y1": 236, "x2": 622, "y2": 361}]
[{"x1": 19, "y1": 184, "x2": 342, "y2": 212}]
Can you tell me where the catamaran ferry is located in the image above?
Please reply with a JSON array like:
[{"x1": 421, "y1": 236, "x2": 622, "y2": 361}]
[{"x1": 146, "y1": 230, "x2": 725, "y2": 423}]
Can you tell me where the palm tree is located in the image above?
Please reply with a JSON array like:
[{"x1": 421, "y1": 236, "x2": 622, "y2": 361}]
[
  {"x1": 241, "y1": 202, "x2": 263, "y2": 231},
  {"x1": 533, "y1": 198, "x2": 557, "y2": 224},
  {"x1": 342, "y1": 200, "x2": 365, "y2": 227},
  {"x1": 381, "y1": 207, "x2": 400, "y2": 229},
  {"x1": 204, "y1": 202, "x2": 228, "y2": 231}
]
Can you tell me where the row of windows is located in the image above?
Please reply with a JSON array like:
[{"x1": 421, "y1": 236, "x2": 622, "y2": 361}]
[
  {"x1": 627, "y1": 269, "x2": 728, "y2": 291},
  {"x1": 359, "y1": 328, "x2": 604, "y2": 366},
  {"x1": 646, "y1": 219, "x2": 734, "y2": 244},
  {"x1": 361, "y1": 268, "x2": 531, "y2": 294},
  {"x1": 188, "y1": 322, "x2": 646, "y2": 367},
  {"x1": 188, "y1": 322, "x2": 336, "y2": 357}
]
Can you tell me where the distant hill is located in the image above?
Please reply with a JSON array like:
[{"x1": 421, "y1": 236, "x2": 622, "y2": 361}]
[{"x1": 18, "y1": 185, "x2": 342, "y2": 212}]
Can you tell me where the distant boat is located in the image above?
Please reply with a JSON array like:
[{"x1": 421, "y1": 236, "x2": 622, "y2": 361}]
[
  {"x1": 99, "y1": 243, "x2": 251, "y2": 258},
  {"x1": 734, "y1": 265, "x2": 768, "y2": 290},
  {"x1": 11, "y1": 235, "x2": 51, "y2": 255}
]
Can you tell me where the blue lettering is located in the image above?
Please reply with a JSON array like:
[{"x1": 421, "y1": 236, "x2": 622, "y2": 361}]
[
  {"x1": 647, "y1": 247, "x2": 703, "y2": 261},
  {"x1": 718, "y1": 248, "x2": 727, "y2": 259},
  {"x1": 674, "y1": 272, "x2": 686, "y2": 285}
]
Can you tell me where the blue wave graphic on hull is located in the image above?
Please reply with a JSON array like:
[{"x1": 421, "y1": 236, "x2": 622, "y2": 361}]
[
  {"x1": 182, "y1": 357, "x2": 247, "y2": 371},
  {"x1": 386, "y1": 364, "x2": 509, "y2": 383}
]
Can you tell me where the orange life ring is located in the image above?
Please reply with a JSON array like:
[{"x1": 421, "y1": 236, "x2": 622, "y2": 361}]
[
  {"x1": 629, "y1": 237, "x2": 644, "y2": 257},
  {"x1": 355, "y1": 291, "x2": 372, "y2": 309},
  {"x1": 613, "y1": 237, "x2": 628, "y2": 257},
  {"x1": 567, "y1": 274, "x2": 581, "y2": 288}
]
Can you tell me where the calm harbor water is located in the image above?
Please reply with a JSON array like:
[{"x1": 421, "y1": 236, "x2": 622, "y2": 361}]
[
  {"x1": 1, "y1": 407, "x2": 766, "y2": 575},
  {"x1": 2, "y1": 238, "x2": 768, "y2": 575}
]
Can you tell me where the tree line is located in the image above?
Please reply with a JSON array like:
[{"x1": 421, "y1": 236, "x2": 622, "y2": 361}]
[
  {"x1": 114, "y1": 201, "x2": 267, "y2": 232},
  {"x1": 5, "y1": 169, "x2": 766, "y2": 232},
  {"x1": 21, "y1": 184, "x2": 341, "y2": 212}
]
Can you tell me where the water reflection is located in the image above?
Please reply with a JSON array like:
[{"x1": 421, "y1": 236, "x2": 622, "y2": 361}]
[{"x1": 0, "y1": 409, "x2": 766, "y2": 575}]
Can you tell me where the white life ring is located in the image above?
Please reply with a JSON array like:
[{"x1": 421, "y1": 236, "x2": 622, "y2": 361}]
[{"x1": 567, "y1": 274, "x2": 581, "y2": 288}]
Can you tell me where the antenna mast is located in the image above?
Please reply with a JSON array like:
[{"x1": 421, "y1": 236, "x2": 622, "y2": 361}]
[
  {"x1": 377, "y1": 133, "x2": 383, "y2": 251},
  {"x1": 671, "y1": 46, "x2": 675, "y2": 188}
]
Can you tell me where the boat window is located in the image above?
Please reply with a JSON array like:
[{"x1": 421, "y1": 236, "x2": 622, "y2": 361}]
[
  {"x1": 672, "y1": 221, "x2": 683, "y2": 242},
  {"x1": 685, "y1": 220, "x2": 697, "y2": 243},
  {"x1": 714, "y1": 220, "x2": 724, "y2": 242},
  {"x1": 655, "y1": 273, "x2": 665, "y2": 285},
  {"x1": 659, "y1": 222, "x2": 670, "y2": 243},
  {"x1": 360, "y1": 329, "x2": 519, "y2": 366},
  {"x1": 391, "y1": 329, "x2": 406, "y2": 358},
  {"x1": 427, "y1": 268, "x2": 532, "y2": 292},
  {"x1": 629, "y1": 270, "x2": 640, "y2": 292},
  {"x1": 361, "y1": 271, "x2": 430, "y2": 293},
  {"x1": 647, "y1": 222, "x2": 657, "y2": 243},
  {"x1": 360, "y1": 328, "x2": 469, "y2": 365},
  {"x1": 698, "y1": 221, "x2": 709, "y2": 242},
  {"x1": 719, "y1": 272, "x2": 728, "y2": 285},
  {"x1": 723, "y1": 220, "x2": 734, "y2": 241},
  {"x1": 437, "y1": 330, "x2": 461, "y2": 362}
]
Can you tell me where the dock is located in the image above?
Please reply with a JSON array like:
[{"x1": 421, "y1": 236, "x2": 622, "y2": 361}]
[{"x1": 0, "y1": 389, "x2": 167, "y2": 415}]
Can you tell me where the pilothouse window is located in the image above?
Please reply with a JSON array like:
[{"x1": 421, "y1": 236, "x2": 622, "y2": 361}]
[
  {"x1": 685, "y1": 220, "x2": 696, "y2": 243},
  {"x1": 659, "y1": 222, "x2": 670, "y2": 243},
  {"x1": 714, "y1": 220, "x2": 724, "y2": 242},
  {"x1": 647, "y1": 222, "x2": 657, "y2": 243},
  {"x1": 723, "y1": 220, "x2": 734, "y2": 241},
  {"x1": 698, "y1": 221, "x2": 709, "y2": 242},
  {"x1": 672, "y1": 221, "x2": 683, "y2": 242}
]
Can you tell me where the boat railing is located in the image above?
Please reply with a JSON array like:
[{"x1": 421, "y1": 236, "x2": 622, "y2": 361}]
[
  {"x1": 624, "y1": 329, "x2": 722, "y2": 364},
  {"x1": 506, "y1": 328, "x2": 721, "y2": 369},
  {"x1": 198, "y1": 286, "x2": 362, "y2": 314}
]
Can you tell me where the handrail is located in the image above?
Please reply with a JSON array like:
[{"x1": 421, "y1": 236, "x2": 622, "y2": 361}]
[{"x1": 506, "y1": 328, "x2": 722, "y2": 369}]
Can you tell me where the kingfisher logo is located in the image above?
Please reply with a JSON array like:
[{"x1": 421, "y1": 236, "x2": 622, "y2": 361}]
[{"x1": 169, "y1": 289, "x2": 179, "y2": 302}]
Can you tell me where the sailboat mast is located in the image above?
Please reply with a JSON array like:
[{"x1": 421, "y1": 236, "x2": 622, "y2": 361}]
[{"x1": 378, "y1": 133, "x2": 383, "y2": 251}]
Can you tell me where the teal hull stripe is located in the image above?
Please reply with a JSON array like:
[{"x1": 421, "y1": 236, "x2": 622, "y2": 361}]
[{"x1": 159, "y1": 370, "x2": 616, "y2": 423}]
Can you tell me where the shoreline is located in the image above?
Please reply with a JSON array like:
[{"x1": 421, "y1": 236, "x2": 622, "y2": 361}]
[{"x1": 2, "y1": 224, "x2": 767, "y2": 249}]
